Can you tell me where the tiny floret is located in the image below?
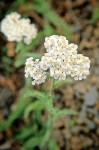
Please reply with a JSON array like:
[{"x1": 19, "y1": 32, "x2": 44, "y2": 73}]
[
  {"x1": 25, "y1": 35, "x2": 90, "y2": 85},
  {"x1": 0, "y1": 12, "x2": 37, "y2": 44}
]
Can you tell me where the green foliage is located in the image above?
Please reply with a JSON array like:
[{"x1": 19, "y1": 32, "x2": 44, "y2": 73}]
[
  {"x1": 24, "y1": 90, "x2": 49, "y2": 118},
  {"x1": 33, "y1": 0, "x2": 71, "y2": 38},
  {"x1": 0, "y1": 91, "x2": 30, "y2": 130},
  {"x1": 44, "y1": 23, "x2": 57, "y2": 36},
  {"x1": 0, "y1": 46, "x2": 13, "y2": 73},
  {"x1": 1, "y1": 56, "x2": 13, "y2": 73},
  {"x1": 53, "y1": 108, "x2": 77, "y2": 118},
  {"x1": 0, "y1": 79, "x2": 77, "y2": 149},
  {"x1": 44, "y1": 11, "x2": 71, "y2": 36},
  {"x1": 15, "y1": 31, "x2": 43, "y2": 67},
  {"x1": 15, "y1": 124, "x2": 38, "y2": 140},
  {"x1": 53, "y1": 77, "x2": 73, "y2": 89},
  {"x1": 15, "y1": 51, "x2": 41, "y2": 67},
  {"x1": 23, "y1": 135, "x2": 43, "y2": 149},
  {"x1": 48, "y1": 140, "x2": 59, "y2": 150},
  {"x1": 90, "y1": 6, "x2": 99, "y2": 24},
  {"x1": 11, "y1": 0, "x2": 27, "y2": 9}
]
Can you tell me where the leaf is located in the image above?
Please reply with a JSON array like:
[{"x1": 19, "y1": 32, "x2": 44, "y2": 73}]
[
  {"x1": 15, "y1": 31, "x2": 44, "y2": 67},
  {"x1": 54, "y1": 108, "x2": 78, "y2": 117},
  {"x1": 23, "y1": 136, "x2": 42, "y2": 149},
  {"x1": 44, "y1": 23, "x2": 57, "y2": 36},
  {"x1": 16, "y1": 41, "x2": 25, "y2": 53},
  {"x1": 24, "y1": 100, "x2": 47, "y2": 119},
  {"x1": 45, "y1": 11, "x2": 71, "y2": 38},
  {"x1": 15, "y1": 124, "x2": 38, "y2": 140},
  {"x1": 90, "y1": 7, "x2": 99, "y2": 24},
  {"x1": 22, "y1": 89, "x2": 47, "y2": 99},
  {"x1": 33, "y1": 0, "x2": 71, "y2": 38},
  {"x1": 53, "y1": 78, "x2": 73, "y2": 89},
  {"x1": 0, "y1": 87, "x2": 32, "y2": 131},
  {"x1": 15, "y1": 52, "x2": 42, "y2": 67},
  {"x1": 48, "y1": 140, "x2": 59, "y2": 150},
  {"x1": 41, "y1": 115, "x2": 52, "y2": 147},
  {"x1": 22, "y1": 89, "x2": 49, "y2": 118},
  {"x1": 0, "y1": 98, "x2": 30, "y2": 131}
]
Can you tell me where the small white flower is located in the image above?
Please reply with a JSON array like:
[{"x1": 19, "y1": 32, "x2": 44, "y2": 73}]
[{"x1": 1, "y1": 12, "x2": 37, "y2": 44}]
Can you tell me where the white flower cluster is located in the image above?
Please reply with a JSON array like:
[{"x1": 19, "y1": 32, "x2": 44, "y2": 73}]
[
  {"x1": 0, "y1": 12, "x2": 37, "y2": 44},
  {"x1": 25, "y1": 35, "x2": 90, "y2": 85},
  {"x1": 25, "y1": 57, "x2": 47, "y2": 85}
]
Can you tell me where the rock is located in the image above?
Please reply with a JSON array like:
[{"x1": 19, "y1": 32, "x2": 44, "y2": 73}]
[
  {"x1": 84, "y1": 87, "x2": 99, "y2": 106},
  {"x1": 87, "y1": 121, "x2": 96, "y2": 130}
]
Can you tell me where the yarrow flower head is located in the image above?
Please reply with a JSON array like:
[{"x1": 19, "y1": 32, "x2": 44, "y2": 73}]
[
  {"x1": 25, "y1": 35, "x2": 90, "y2": 85},
  {"x1": 0, "y1": 12, "x2": 37, "y2": 44}
]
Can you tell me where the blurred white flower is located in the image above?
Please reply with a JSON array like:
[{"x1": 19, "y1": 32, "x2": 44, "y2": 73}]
[{"x1": 0, "y1": 12, "x2": 37, "y2": 44}]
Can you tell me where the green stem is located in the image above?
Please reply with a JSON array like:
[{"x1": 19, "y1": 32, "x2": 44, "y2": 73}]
[
  {"x1": 41, "y1": 79, "x2": 54, "y2": 148},
  {"x1": 41, "y1": 115, "x2": 52, "y2": 148},
  {"x1": 49, "y1": 78, "x2": 56, "y2": 116},
  {"x1": 49, "y1": 78, "x2": 54, "y2": 95}
]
